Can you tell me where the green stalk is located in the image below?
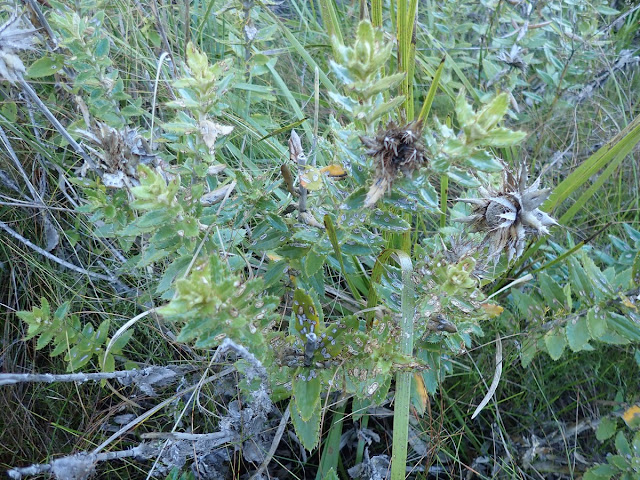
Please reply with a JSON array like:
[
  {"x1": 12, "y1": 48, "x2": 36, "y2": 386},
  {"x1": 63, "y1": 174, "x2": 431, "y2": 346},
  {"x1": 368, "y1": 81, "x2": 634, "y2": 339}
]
[
  {"x1": 371, "y1": 0, "x2": 383, "y2": 27},
  {"x1": 315, "y1": 399, "x2": 347, "y2": 480},
  {"x1": 417, "y1": 56, "x2": 445, "y2": 124},
  {"x1": 439, "y1": 174, "x2": 448, "y2": 228},
  {"x1": 389, "y1": 250, "x2": 414, "y2": 480},
  {"x1": 396, "y1": 0, "x2": 418, "y2": 119},
  {"x1": 363, "y1": 249, "x2": 414, "y2": 478},
  {"x1": 318, "y1": 0, "x2": 343, "y2": 44},
  {"x1": 324, "y1": 215, "x2": 363, "y2": 302}
]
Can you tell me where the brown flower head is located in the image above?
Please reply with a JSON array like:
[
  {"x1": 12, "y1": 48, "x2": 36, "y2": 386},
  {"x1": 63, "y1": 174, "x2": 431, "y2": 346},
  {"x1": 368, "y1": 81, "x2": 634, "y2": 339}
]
[
  {"x1": 457, "y1": 163, "x2": 557, "y2": 261},
  {"x1": 360, "y1": 121, "x2": 425, "y2": 207}
]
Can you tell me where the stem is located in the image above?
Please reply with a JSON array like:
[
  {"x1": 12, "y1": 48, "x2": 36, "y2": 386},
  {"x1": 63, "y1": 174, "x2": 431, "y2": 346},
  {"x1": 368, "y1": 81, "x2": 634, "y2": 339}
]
[
  {"x1": 18, "y1": 77, "x2": 98, "y2": 171},
  {"x1": 390, "y1": 251, "x2": 414, "y2": 480},
  {"x1": 0, "y1": 220, "x2": 115, "y2": 283}
]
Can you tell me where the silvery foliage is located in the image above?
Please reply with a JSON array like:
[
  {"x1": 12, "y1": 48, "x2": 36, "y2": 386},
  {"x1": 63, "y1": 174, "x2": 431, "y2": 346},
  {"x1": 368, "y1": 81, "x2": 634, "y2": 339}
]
[{"x1": 0, "y1": 12, "x2": 37, "y2": 84}]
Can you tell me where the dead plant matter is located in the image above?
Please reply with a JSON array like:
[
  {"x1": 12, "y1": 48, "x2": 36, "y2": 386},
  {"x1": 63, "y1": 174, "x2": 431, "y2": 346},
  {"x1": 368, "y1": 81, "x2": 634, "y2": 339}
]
[
  {"x1": 360, "y1": 121, "x2": 425, "y2": 207},
  {"x1": 456, "y1": 163, "x2": 558, "y2": 261}
]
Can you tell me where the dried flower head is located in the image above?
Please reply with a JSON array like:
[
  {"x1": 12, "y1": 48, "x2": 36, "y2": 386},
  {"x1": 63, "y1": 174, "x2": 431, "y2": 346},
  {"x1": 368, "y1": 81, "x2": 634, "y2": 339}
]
[
  {"x1": 77, "y1": 123, "x2": 156, "y2": 188},
  {"x1": 457, "y1": 163, "x2": 558, "y2": 261},
  {"x1": 360, "y1": 121, "x2": 425, "y2": 207},
  {"x1": 0, "y1": 13, "x2": 37, "y2": 84},
  {"x1": 497, "y1": 44, "x2": 527, "y2": 71}
]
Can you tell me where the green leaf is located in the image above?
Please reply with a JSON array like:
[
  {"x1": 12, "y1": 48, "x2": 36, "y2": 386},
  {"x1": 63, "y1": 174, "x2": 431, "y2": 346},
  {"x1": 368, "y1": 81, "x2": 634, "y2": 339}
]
[
  {"x1": 293, "y1": 370, "x2": 322, "y2": 422},
  {"x1": 632, "y1": 252, "x2": 640, "y2": 287},
  {"x1": 596, "y1": 417, "x2": 618, "y2": 441},
  {"x1": 615, "y1": 431, "x2": 632, "y2": 456},
  {"x1": 477, "y1": 92, "x2": 509, "y2": 131},
  {"x1": 369, "y1": 209, "x2": 410, "y2": 232},
  {"x1": 520, "y1": 336, "x2": 538, "y2": 368},
  {"x1": 304, "y1": 248, "x2": 326, "y2": 277},
  {"x1": 544, "y1": 328, "x2": 566, "y2": 360},
  {"x1": 322, "y1": 468, "x2": 339, "y2": 480},
  {"x1": 608, "y1": 313, "x2": 640, "y2": 342},
  {"x1": 291, "y1": 401, "x2": 321, "y2": 451},
  {"x1": 584, "y1": 464, "x2": 616, "y2": 480},
  {"x1": 537, "y1": 272, "x2": 565, "y2": 310},
  {"x1": 264, "y1": 260, "x2": 287, "y2": 288},
  {"x1": 26, "y1": 55, "x2": 64, "y2": 78},
  {"x1": 157, "y1": 255, "x2": 192, "y2": 294},
  {"x1": 366, "y1": 95, "x2": 405, "y2": 124},
  {"x1": 566, "y1": 315, "x2": 591, "y2": 352},
  {"x1": 35, "y1": 328, "x2": 55, "y2": 351},
  {"x1": 95, "y1": 37, "x2": 110, "y2": 57},
  {"x1": 587, "y1": 308, "x2": 608, "y2": 340}
]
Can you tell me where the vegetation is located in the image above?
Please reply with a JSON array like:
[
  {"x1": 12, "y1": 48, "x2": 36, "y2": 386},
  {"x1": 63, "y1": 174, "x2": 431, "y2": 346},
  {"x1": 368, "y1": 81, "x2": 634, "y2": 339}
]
[{"x1": 1, "y1": 0, "x2": 639, "y2": 479}]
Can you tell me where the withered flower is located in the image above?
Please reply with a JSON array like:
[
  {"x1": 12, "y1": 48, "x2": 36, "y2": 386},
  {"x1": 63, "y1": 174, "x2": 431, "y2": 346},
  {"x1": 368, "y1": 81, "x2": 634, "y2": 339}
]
[
  {"x1": 0, "y1": 13, "x2": 37, "y2": 84},
  {"x1": 497, "y1": 44, "x2": 527, "y2": 71},
  {"x1": 360, "y1": 121, "x2": 425, "y2": 208},
  {"x1": 457, "y1": 163, "x2": 557, "y2": 261},
  {"x1": 78, "y1": 122, "x2": 156, "y2": 188}
]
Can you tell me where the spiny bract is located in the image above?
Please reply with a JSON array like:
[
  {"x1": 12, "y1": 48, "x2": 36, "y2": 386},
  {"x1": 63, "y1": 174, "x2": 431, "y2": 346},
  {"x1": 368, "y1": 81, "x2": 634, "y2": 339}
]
[{"x1": 456, "y1": 163, "x2": 558, "y2": 261}]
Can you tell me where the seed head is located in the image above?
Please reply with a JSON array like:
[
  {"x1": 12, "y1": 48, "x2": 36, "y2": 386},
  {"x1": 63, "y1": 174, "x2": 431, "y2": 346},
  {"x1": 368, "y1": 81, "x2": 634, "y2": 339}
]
[
  {"x1": 457, "y1": 163, "x2": 558, "y2": 261},
  {"x1": 360, "y1": 121, "x2": 425, "y2": 207}
]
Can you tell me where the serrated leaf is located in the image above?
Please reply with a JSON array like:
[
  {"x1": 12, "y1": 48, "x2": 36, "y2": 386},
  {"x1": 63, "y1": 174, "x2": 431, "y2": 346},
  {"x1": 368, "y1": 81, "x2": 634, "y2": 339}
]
[
  {"x1": 520, "y1": 336, "x2": 538, "y2": 368},
  {"x1": 544, "y1": 328, "x2": 566, "y2": 360},
  {"x1": 596, "y1": 417, "x2": 618, "y2": 441},
  {"x1": 35, "y1": 329, "x2": 55, "y2": 351},
  {"x1": 291, "y1": 401, "x2": 321, "y2": 451},
  {"x1": 566, "y1": 315, "x2": 591, "y2": 351},
  {"x1": 478, "y1": 127, "x2": 527, "y2": 147},
  {"x1": 293, "y1": 370, "x2": 322, "y2": 421},
  {"x1": 632, "y1": 252, "x2": 640, "y2": 286},
  {"x1": 304, "y1": 248, "x2": 326, "y2": 277},
  {"x1": 466, "y1": 150, "x2": 504, "y2": 171},
  {"x1": 584, "y1": 464, "x2": 616, "y2": 480},
  {"x1": 157, "y1": 255, "x2": 192, "y2": 294},
  {"x1": 587, "y1": 308, "x2": 608, "y2": 340},
  {"x1": 292, "y1": 289, "x2": 322, "y2": 335},
  {"x1": 366, "y1": 95, "x2": 405, "y2": 123}
]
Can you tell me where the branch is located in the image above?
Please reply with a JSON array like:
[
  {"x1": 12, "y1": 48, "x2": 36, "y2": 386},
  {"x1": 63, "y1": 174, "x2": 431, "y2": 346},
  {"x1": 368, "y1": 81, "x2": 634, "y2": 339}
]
[
  {"x1": 0, "y1": 220, "x2": 116, "y2": 283},
  {"x1": 7, "y1": 445, "x2": 152, "y2": 479}
]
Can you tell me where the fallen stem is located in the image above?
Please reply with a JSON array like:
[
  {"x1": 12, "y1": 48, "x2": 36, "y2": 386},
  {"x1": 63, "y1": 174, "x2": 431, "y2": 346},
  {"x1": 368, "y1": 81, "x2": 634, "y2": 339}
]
[
  {"x1": 18, "y1": 77, "x2": 98, "y2": 171},
  {"x1": 0, "y1": 220, "x2": 116, "y2": 283}
]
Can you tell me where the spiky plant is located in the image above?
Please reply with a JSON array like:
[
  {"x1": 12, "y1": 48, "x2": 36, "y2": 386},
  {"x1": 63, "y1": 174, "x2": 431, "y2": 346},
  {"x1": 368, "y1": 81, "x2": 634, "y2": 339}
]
[{"x1": 456, "y1": 163, "x2": 558, "y2": 261}]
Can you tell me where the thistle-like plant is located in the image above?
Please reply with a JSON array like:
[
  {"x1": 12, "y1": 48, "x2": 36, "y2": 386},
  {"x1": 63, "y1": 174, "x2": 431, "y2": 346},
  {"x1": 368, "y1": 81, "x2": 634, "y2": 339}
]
[{"x1": 456, "y1": 163, "x2": 558, "y2": 261}]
